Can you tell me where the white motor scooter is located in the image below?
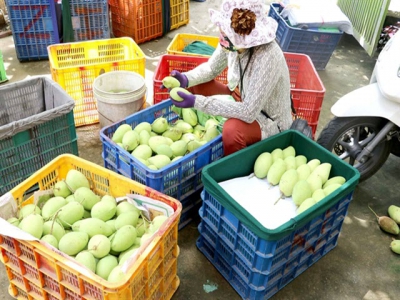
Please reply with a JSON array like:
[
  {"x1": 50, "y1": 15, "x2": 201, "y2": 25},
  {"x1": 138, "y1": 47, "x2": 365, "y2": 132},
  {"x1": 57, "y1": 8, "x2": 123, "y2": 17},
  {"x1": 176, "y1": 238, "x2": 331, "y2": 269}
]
[{"x1": 317, "y1": 30, "x2": 400, "y2": 182}]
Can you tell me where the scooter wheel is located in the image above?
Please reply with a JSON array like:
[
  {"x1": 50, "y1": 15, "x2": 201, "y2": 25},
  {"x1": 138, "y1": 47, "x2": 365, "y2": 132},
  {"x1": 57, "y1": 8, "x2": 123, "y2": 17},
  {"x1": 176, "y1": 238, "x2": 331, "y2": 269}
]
[{"x1": 316, "y1": 117, "x2": 392, "y2": 182}]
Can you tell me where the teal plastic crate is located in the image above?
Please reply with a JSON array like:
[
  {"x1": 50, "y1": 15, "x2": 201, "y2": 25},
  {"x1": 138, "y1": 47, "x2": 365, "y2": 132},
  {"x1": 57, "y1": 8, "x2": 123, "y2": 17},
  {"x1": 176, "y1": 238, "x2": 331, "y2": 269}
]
[
  {"x1": 0, "y1": 77, "x2": 78, "y2": 195},
  {"x1": 198, "y1": 130, "x2": 360, "y2": 299}
]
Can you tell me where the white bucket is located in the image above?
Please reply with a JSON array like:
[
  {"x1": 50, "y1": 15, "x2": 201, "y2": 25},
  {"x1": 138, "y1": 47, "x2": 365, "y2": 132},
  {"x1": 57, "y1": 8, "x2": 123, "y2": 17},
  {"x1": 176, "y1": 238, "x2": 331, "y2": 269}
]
[{"x1": 93, "y1": 71, "x2": 147, "y2": 128}]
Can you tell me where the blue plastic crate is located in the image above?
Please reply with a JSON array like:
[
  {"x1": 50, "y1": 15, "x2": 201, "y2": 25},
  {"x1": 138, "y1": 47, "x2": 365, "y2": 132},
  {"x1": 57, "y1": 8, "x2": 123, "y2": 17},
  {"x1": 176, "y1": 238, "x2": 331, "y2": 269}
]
[
  {"x1": 268, "y1": 3, "x2": 343, "y2": 70},
  {"x1": 100, "y1": 100, "x2": 224, "y2": 228},
  {"x1": 6, "y1": 0, "x2": 60, "y2": 61},
  {"x1": 178, "y1": 194, "x2": 202, "y2": 230},
  {"x1": 197, "y1": 129, "x2": 359, "y2": 299},
  {"x1": 197, "y1": 190, "x2": 353, "y2": 299},
  {"x1": 68, "y1": 0, "x2": 110, "y2": 41}
]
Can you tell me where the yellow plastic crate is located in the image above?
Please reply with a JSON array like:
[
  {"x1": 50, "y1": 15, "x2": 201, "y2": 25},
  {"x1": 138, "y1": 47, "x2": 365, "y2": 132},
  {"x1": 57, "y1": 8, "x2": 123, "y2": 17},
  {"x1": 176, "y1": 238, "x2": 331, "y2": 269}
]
[
  {"x1": 48, "y1": 38, "x2": 146, "y2": 127},
  {"x1": 170, "y1": 0, "x2": 190, "y2": 31},
  {"x1": 167, "y1": 33, "x2": 219, "y2": 57},
  {"x1": 0, "y1": 154, "x2": 181, "y2": 300}
]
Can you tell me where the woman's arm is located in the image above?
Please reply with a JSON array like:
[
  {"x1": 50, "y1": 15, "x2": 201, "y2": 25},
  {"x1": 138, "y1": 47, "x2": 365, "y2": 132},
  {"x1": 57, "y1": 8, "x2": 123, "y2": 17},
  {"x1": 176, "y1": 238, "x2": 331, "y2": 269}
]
[
  {"x1": 184, "y1": 44, "x2": 228, "y2": 87},
  {"x1": 194, "y1": 43, "x2": 284, "y2": 123}
]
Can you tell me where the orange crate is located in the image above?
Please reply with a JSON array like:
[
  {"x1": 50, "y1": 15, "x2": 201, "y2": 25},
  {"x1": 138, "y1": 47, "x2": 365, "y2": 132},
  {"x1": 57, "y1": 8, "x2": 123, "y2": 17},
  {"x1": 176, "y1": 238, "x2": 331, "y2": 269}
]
[
  {"x1": 0, "y1": 154, "x2": 181, "y2": 300},
  {"x1": 153, "y1": 54, "x2": 228, "y2": 104},
  {"x1": 169, "y1": 0, "x2": 189, "y2": 31},
  {"x1": 167, "y1": 33, "x2": 219, "y2": 57},
  {"x1": 285, "y1": 52, "x2": 326, "y2": 139},
  {"x1": 109, "y1": 0, "x2": 163, "y2": 44},
  {"x1": 47, "y1": 38, "x2": 145, "y2": 127}
]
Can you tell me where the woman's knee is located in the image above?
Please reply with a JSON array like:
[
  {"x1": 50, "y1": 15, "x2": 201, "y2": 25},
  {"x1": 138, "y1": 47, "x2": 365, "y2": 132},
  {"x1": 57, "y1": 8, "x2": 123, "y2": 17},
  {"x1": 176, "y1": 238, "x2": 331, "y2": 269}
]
[{"x1": 222, "y1": 119, "x2": 261, "y2": 155}]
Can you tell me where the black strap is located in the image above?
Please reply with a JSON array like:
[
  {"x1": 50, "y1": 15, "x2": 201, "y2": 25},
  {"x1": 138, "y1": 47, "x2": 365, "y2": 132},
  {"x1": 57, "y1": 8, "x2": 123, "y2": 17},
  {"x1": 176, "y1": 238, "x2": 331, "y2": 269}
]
[
  {"x1": 238, "y1": 48, "x2": 254, "y2": 97},
  {"x1": 262, "y1": 94, "x2": 296, "y2": 120},
  {"x1": 290, "y1": 94, "x2": 297, "y2": 115},
  {"x1": 238, "y1": 48, "x2": 297, "y2": 132}
]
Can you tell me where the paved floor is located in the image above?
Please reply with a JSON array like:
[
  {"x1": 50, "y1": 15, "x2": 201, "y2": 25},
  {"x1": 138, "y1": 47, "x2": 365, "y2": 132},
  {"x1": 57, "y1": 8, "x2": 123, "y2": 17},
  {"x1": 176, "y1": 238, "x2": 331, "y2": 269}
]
[{"x1": 1, "y1": 1, "x2": 400, "y2": 300}]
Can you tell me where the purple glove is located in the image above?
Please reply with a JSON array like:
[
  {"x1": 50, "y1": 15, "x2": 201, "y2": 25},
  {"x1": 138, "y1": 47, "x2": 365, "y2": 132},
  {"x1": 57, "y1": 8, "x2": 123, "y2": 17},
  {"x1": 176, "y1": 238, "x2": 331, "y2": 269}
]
[
  {"x1": 161, "y1": 70, "x2": 188, "y2": 89},
  {"x1": 172, "y1": 91, "x2": 196, "y2": 108},
  {"x1": 170, "y1": 70, "x2": 188, "y2": 88}
]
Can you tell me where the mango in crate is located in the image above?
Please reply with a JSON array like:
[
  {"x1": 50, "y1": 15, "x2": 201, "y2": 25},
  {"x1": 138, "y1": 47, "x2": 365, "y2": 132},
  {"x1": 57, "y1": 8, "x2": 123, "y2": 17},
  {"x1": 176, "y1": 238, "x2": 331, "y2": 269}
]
[
  {"x1": 282, "y1": 145, "x2": 296, "y2": 158},
  {"x1": 66, "y1": 169, "x2": 90, "y2": 192},
  {"x1": 88, "y1": 234, "x2": 111, "y2": 259},
  {"x1": 253, "y1": 152, "x2": 273, "y2": 179},
  {"x1": 75, "y1": 251, "x2": 97, "y2": 272},
  {"x1": 170, "y1": 87, "x2": 192, "y2": 102},
  {"x1": 162, "y1": 76, "x2": 181, "y2": 89},
  {"x1": 297, "y1": 198, "x2": 317, "y2": 215},
  {"x1": 133, "y1": 121, "x2": 151, "y2": 134},
  {"x1": 267, "y1": 158, "x2": 286, "y2": 186},
  {"x1": 59, "y1": 231, "x2": 89, "y2": 256},
  {"x1": 151, "y1": 117, "x2": 169, "y2": 134},
  {"x1": 112, "y1": 124, "x2": 132, "y2": 143},
  {"x1": 292, "y1": 180, "x2": 312, "y2": 206}
]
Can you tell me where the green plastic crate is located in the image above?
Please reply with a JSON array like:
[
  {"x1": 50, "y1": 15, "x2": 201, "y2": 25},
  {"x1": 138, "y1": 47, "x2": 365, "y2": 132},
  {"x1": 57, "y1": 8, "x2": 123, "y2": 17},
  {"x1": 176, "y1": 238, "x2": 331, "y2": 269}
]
[
  {"x1": 198, "y1": 130, "x2": 360, "y2": 299},
  {"x1": 201, "y1": 129, "x2": 360, "y2": 241},
  {"x1": 0, "y1": 77, "x2": 78, "y2": 195},
  {"x1": 0, "y1": 51, "x2": 8, "y2": 83}
]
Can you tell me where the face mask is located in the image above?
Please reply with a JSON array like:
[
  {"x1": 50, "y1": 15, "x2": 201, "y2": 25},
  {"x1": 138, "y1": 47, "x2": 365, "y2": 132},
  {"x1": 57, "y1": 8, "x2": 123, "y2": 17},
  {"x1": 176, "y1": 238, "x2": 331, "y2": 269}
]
[{"x1": 219, "y1": 32, "x2": 237, "y2": 52}]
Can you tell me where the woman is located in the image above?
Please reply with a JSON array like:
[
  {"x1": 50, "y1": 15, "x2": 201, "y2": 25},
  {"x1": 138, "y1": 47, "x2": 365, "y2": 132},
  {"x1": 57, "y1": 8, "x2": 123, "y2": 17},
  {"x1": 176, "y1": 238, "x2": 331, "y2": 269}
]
[{"x1": 167, "y1": 0, "x2": 292, "y2": 156}]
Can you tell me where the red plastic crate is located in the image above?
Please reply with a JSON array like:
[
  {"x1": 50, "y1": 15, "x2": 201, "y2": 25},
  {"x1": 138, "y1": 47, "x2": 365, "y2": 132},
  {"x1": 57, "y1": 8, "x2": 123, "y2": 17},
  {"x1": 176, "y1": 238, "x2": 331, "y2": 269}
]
[
  {"x1": 153, "y1": 54, "x2": 228, "y2": 105},
  {"x1": 109, "y1": 0, "x2": 163, "y2": 44},
  {"x1": 153, "y1": 53, "x2": 324, "y2": 139},
  {"x1": 285, "y1": 52, "x2": 326, "y2": 139}
]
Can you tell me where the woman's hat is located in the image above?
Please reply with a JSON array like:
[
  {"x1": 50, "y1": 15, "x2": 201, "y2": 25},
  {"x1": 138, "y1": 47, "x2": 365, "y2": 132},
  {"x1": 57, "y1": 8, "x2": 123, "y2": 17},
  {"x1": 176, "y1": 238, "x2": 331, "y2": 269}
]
[{"x1": 209, "y1": 0, "x2": 278, "y2": 49}]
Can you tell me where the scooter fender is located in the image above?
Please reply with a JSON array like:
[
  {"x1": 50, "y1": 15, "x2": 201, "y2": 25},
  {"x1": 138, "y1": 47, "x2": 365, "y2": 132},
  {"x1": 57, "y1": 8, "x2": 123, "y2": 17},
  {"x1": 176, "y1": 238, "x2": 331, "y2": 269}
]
[{"x1": 331, "y1": 83, "x2": 400, "y2": 126}]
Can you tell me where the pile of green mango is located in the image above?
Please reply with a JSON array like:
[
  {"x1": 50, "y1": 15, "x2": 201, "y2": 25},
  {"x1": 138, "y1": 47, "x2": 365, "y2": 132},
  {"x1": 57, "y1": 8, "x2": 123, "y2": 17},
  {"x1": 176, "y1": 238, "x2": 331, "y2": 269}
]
[
  {"x1": 111, "y1": 108, "x2": 225, "y2": 170},
  {"x1": 7, "y1": 169, "x2": 169, "y2": 282},
  {"x1": 253, "y1": 146, "x2": 346, "y2": 215}
]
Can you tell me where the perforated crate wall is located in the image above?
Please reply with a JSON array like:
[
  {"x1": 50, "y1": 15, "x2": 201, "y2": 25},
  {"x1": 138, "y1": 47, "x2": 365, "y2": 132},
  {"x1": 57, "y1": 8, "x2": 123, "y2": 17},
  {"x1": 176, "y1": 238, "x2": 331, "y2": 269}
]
[
  {"x1": 109, "y1": 0, "x2": 163, "y2": 44},
  {"x1": 197, "y1": 189, "x2": 353, "y2": 299},
  {"x1": 269, "y1": 3, "x2": 343, "y2": 70},
  {"x1": 6, "y1": 0, "x2": 60, "y2": 61},
  {"x1": 68, "y1": 0, "x2": 110, "y2": 41}
]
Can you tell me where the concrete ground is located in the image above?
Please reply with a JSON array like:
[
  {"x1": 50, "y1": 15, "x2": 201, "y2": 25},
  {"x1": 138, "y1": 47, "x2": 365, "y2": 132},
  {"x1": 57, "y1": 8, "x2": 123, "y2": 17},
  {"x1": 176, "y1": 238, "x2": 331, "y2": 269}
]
[{"x1": 1, "y1": 1, "x2": 400, "y2": 299}]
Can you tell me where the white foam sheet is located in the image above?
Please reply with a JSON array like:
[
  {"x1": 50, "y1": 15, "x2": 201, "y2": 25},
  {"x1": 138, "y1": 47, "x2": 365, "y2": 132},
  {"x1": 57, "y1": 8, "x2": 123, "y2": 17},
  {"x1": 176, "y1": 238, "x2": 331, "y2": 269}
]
[
  {"x1": 280, "y1": 0, "x2": 353, "y2": 34},
  {"x1": 218, "y1": 174, "x2": 298, "y2": 230}
]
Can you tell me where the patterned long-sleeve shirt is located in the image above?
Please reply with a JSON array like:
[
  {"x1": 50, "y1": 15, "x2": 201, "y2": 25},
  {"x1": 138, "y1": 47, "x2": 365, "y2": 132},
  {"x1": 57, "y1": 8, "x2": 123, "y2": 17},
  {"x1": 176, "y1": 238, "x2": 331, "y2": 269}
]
[{"x1": 184, "y1": 40, "x2": 293, "y2": 140}]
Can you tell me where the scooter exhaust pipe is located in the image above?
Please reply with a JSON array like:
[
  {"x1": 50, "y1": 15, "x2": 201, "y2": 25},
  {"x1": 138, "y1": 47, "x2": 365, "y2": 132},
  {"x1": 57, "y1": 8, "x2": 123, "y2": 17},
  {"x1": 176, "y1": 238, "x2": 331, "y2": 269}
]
[{"x1": 356, "y1": 121, "x2": 396, "y2": 163}]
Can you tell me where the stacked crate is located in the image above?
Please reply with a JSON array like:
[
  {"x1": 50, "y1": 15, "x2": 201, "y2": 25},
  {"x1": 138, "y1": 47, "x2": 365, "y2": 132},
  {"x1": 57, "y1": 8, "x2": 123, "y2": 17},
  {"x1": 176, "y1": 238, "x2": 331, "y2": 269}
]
[
  {"x1": 109, "y1": 0, "x2": 189, "y2": 44},
  {"x1": 6, "y1": 0, "x2": 60, "y2": 61},
  {"x1": 269, "y1": 3, "x2": 343, "y2": 70},
  {"x1": 165, "y1": 0, "x2": 189, "y2": 33},
  {"x1": 109, "y1": 0, "x2": 164, "y2": 44},
  {"x1": 0, "y1": 154, "x2": 181, "y2": 299},
  {"x1": 198, "y1": 130, "x2": 360, "y2": 299},
  {"x1": 0, "y1": 77, "x2": 78, "y2": 195},
  {"x1": 47, "y1": 38, "x2": 146, "y2": 127},
  {"x1": 100, "y1": 100, "x2": 224, "y2": 229},
  {"x1": 65, "y1": 0, "x2": 110, "y2": 42}
]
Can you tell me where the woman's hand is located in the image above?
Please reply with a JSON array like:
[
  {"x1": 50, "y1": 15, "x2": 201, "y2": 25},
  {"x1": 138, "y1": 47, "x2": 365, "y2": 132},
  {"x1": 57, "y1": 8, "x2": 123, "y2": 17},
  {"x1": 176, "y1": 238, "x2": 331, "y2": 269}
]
[
  {"x1": 161, "y1": 70, "x2": 188, "y2": 89},
  {"x1": 171, "y1": 91, "x2": 196, "y2": 108}
]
